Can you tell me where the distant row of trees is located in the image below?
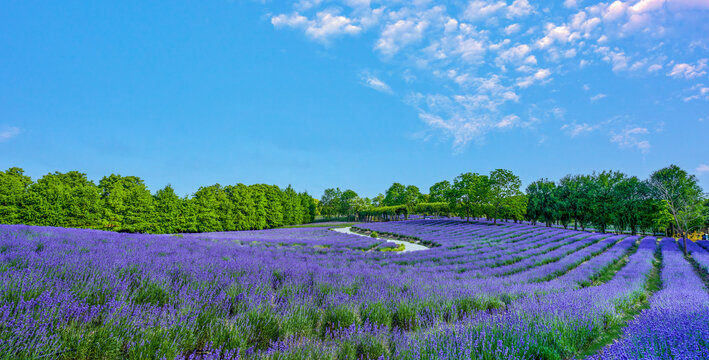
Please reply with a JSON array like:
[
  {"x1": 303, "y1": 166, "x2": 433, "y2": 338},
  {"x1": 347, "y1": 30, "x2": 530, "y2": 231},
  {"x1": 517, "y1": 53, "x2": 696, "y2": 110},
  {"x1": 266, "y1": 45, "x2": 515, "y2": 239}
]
[
  {"x1": 318, "y1": 169, "x2": 527, "y2": 223},
  {"x1": 2, "y1": 165, "x2": 706, "y2": 240},
  {"x1": 319, "y1": 166, "x2": 707, "y2": 240},
  {"x1": 0, "y1": 168, "x2": 317, "y2": 233},
  {"x1": 525, "y1": 166, "x2": 708, "y2": 240}
]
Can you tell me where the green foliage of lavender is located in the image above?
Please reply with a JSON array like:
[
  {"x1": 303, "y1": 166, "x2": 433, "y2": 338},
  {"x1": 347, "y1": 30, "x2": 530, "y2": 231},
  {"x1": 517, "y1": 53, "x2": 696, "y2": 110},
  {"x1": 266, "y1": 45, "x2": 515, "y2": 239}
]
[{"x1": 3, "y1": 219, "x2": 705, "y2": 359}]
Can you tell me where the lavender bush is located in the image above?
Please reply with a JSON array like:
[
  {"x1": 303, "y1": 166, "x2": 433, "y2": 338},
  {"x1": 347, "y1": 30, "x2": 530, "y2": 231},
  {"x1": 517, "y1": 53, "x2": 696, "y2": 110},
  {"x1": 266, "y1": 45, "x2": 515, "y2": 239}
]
[{"x1": 0, "y1": 220, "x2": 706, "y2": 360}]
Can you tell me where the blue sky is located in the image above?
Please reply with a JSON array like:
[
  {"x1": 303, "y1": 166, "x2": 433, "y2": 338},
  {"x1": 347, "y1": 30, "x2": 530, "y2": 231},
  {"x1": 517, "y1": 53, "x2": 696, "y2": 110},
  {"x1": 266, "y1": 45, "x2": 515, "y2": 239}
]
[{"x1": 1, "y1": 0, "x2": 708, "y2": 198}]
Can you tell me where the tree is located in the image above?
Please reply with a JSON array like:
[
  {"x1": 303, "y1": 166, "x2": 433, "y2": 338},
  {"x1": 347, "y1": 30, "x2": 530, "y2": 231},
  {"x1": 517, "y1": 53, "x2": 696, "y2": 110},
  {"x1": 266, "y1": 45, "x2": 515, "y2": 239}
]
[
  {"x1": 299, "y1": 192, "x2": 317, "y2": 224},
  {"x1": 383, "y1": 183, "x2": 406, "y2": 206},
  {"x1": 350, "y1": 196, "x2": 372, "y2": 221},
  {"x1": 488, "y1": 169, "x2": 522, "y2": 224},
  {"x1": 451, "y1": 173, "x2": 490, "y2": 222},
  {"x1": 320, "y1": 188, "x2": 343, "y2": 218},
  {"x1": 192, "y1": 184, "x2": 230, "y2": 232},
  {"x1": 589, "y1": 171, "x2": 625, "y2": 234},
  {"x1": 282, "y1": 185, "x2": 303, "y2": 225},
  {"x1": 25, "y1": 171, "x2": 101, "y2": 228},
  {"x1": 500, "y1": 194, "x2": 527, "y2": 222},
  {"x1": 556, "y1": 175, "x2": 593, "y2": 231},
  {"x1": 403, "y1": 185, "x2": 422, "y2": 219},
  {"x1": 612, "y1": 176, "x2": 647, "y2": 235},
  {"x1": 429, "y1": 181, "x2": 451, "y2": 203},
  {"x1": 227, "y1": 184, "x2": 257, "y2": 230},
  {"x1": 649, "y1": 165, "x2": 706, "y2": 255},
  {"x1": 249, "y1": 185, "x2": 269, "y2": 230},
  {"x1": 261, "y1": 185, "x2": 285, "y2": 228},
  {"x1": 340, "y1": 189, "x2": 359, "y2": 219},
  {"x1": 0, "y1": 168, "x2": 32, "y2": 224},
  {"x1": 526, "y1": 179, "x2": 556, "y2": 227},
  {"x1": 99, "y1": 174, "x2": 154, "y2": 232},
  {"x1": 154, "y1": 185, "x2": 185, "y2": 233},
  {"x1": 372, "y1": 194, "x2": 385, "y2": 207}
]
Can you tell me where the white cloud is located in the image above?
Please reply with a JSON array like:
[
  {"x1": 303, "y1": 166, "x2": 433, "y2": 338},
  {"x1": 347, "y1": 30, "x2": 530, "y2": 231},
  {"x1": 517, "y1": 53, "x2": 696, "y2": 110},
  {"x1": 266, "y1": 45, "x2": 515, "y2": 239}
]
[
  {"x1": 596, "y1": 47, "x2": 631, "y2": 72},
  {"x1": 267, "y1": 0, "x2": 709, "y2": 150},
  {"x1": 603, "y1": 1, "x2": 628, "y2": 21},
  {"x1": 648, "y1": 63, "x2": 663, "y2": 72},
  {"x1": 307, "y1": 11, "x2": 362, "y2": 41},
  {"x1": 504, "y1": 23, "x2": 521, "y2": 35},
  {"x1": 682, "y1": 84, "x2": 709, "y2": 101},
  {"x1": 507, "y1": 0, "x2": 534, "y2": 18},
  {"x1": 590, "y1": 93, "x2": 607, "y2": 101},
  {"x1": 668, "y1": 59, "x2": 708, "y2": 79},
  {"x1": 463, "y1": 1, "x2": 507, "y2": 21},
  {"x1": 496, "y1": 44, "x2": 536, "y2": 66},
  {"x1": 629, "y1": 0, "x2": 665, "y2": 14},
  {"x1": 496, "y1": 114, "x2": 520, "y2": 128},
  {"x1": 360, "y1": 73, "x2": 392, "y2": 93},
  {"x1": 375, "y1": 18, "x2": 428, "y2": 56},
  {"x1": 536, "y1": 24, "x2": 578, "y2": 49},
  {"x1": 610, "y1": 127, "x2": 651, "y2": 153},
  {"x1": 0, "y1": 126, "x2": 20, "y2": 142},
  {"x1": 697, "y1": 164, "x2": 709, "y2": 174},
  {"x1": 272, "y1": 11, "x2": 361, "y2": 43},
  {"x1": 564, "y1": 0, "x2": 583, "y2": 8},
  {"x1": 272, "y1": 13, "x2": 309, "y2": 28},
  {"x1": 561, "y1": 122, "x2": 596, "y2": 136},
  {"x1": 516, "y1": 68, "x2": 552, "y2": 88}
]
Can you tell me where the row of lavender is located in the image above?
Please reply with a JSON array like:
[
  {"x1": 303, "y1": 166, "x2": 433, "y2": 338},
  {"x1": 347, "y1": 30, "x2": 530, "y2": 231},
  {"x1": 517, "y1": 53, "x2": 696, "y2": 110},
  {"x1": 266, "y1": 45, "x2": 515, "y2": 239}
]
[
  {"x1": 589, "y1": 239, "x2": 709, "y2": 359},
  {"x1": 1, "y1": 220, "x2": 707, "y2": 359}
]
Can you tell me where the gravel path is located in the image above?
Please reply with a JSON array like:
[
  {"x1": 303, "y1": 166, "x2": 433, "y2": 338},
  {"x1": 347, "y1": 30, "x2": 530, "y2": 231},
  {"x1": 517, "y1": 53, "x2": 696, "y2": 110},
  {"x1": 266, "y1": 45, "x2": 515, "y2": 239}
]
[{"x1": 331, "y1": 226, "x2": 429, "y2": 252}]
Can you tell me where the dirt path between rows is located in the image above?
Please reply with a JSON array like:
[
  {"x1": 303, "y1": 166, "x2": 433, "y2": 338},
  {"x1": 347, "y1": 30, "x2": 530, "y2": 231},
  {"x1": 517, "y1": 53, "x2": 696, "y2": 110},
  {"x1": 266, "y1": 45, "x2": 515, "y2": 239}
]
[{"x1": 331, "y1": 226, "x2": 429, "y2": 252}]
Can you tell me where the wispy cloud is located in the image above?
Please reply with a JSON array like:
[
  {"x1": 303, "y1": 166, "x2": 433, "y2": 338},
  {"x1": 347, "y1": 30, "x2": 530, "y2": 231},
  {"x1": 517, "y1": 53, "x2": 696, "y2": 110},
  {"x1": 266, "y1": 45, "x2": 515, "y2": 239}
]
[
  {"x1": 272, "y1": 10, "x2": 362, "y2": 43},
  {"x1": 610, "y1": 127, "x2": 651, "y2": 153},
  {"x1": 0, "y1": 126, "x2": 20, "y2": 142},
  {"x1": 590, "y1": 93, "x2": 607, "y2": 101},
  {"x1": 360, "y1": 73, "x2": 392, "y2": 94},
  {"x1": 561, "y1": 122, "x2": 596, "y2": 137},
  {"x1": 268, "y1": 0, "x2": 709, "y2": 149},
  {"x1": 668, "y1": 59, "x2": 707, "y2": 79},
  {"x1": 697, "y1": 164, "x2": 709, "y2": 174}
]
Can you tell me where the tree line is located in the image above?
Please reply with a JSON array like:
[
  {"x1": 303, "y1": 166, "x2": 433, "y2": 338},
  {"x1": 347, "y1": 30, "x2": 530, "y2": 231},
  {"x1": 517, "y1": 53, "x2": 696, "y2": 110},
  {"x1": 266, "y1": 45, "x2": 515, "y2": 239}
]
[
  {"x1": 318, "y1": 169, "x2": 527, "y2": 223},
  {"x1": 319, "y1": 166, "x2": 708, "y2": 239},
  {"x1": 2, "y1": 165, "x2": 706, "y2": 239},
  {"x1": 525, "y1": 166, "x2": 708, "y2": 239},
  {"x1": 0, "y1": 168, "x2": 317, "y2": 233}
]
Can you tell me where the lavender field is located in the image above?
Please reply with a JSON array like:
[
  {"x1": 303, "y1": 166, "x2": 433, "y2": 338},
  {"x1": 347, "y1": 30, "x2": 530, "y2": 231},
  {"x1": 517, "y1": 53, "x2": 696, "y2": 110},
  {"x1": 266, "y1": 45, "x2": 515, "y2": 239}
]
[{"x1": 1, "y1": 220, "x2": 708, "y2": 359}]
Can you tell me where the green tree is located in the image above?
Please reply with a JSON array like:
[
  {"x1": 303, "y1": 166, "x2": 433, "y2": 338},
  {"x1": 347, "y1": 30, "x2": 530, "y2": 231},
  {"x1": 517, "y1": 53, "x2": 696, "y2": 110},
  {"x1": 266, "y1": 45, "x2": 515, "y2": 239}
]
[
  {"x1": 383, "y1": 183, "x2": 406, "y2": 206},
  {"x1": 588, "y1": 171, "x2": 625, "y2": 234},
  {"x1": 299, "y1": 192, "x2": 317, "y2": 224},
  {"x1": 340, "y1": 189, "x2": 359, "y2": 219},
  {"x1": 99, "y1": 174, "x2": 154, "y2": 232},
  {"x1": 25, "y1": 171, "x2": 101, "y2": 228},
  {"x1": 556, "y1": 175, "x2": 593, "y2": 231},
  {"x1": 451, "y1": 173, "x2": 490, "y2": 222},
  {"x1": 429, "y1": 180, "x2": 451, "y2": 203},
  {"x1": 612, "y1": 176, "x2": 647, "y2": 235},
  {"x1": 320, "y1": 188, "x2": 343, "y2": 218},
  {"x1": 262, "y1": 185, "x2": 285, "y2": 228},
  {"x1": 526, "y1": 179, "x2": 556, "y2": 227},
  {"x1": 403, "y1": 185, "x2": 422, "y2": 219},
  {"x1": 192, "y1": 184, "x2": 231, "y2": 232},
  {"x1": 649, "y1": 165, "x2": 706, "y2": 255},
  {"x1": 153, "y1": 185, "x2": 185, "y2": 233},
  {"x1": 282, "y1": 185, "x2": 303, "y2": 226},
  {"x1": 248, "y1": 185, "x2": 269, "y2": 230},
  {"x1": 0, "y1": 168, "x2": 32, "y2": 224},
  {"x1": 488, "y1": 169, "x2": 522, "y2": 224}
]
